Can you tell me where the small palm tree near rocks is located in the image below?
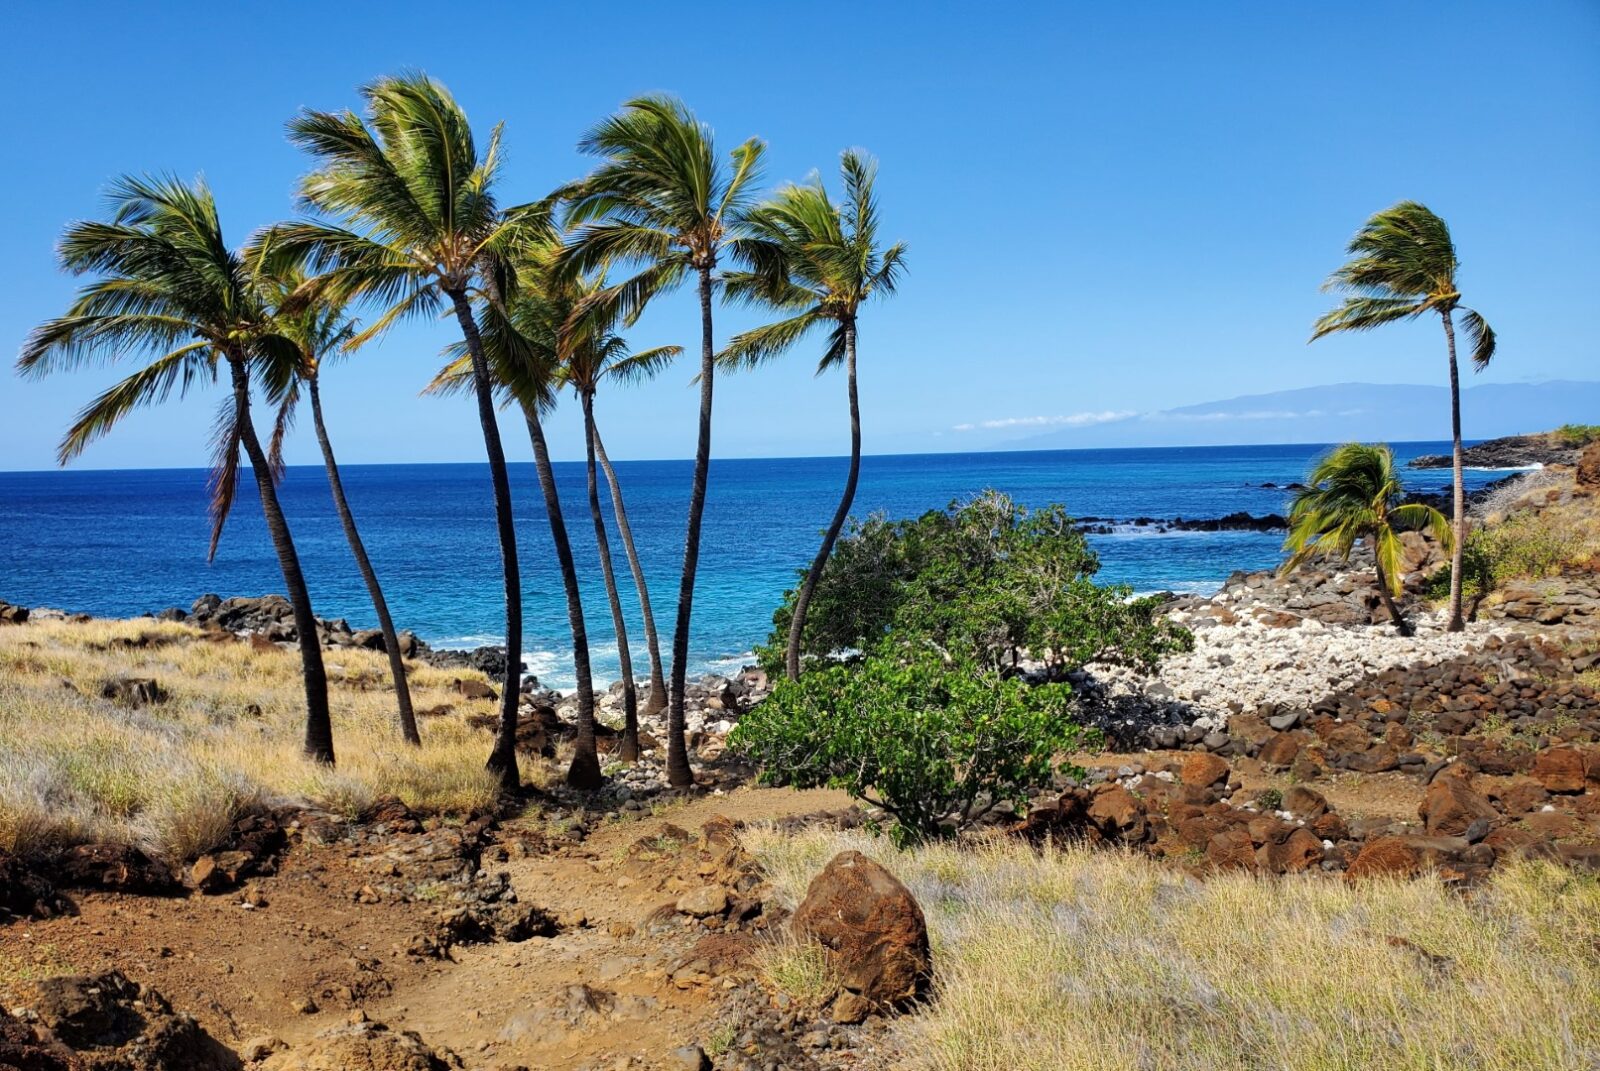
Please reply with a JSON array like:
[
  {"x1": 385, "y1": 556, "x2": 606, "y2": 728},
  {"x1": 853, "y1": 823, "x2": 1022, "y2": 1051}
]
[
  {"x1": 1311, "y1": 201, "x2": 1495, "y2": 633},
  {"x1": 1282, "y1": 443, "x2": 1452, "y2": 637}
]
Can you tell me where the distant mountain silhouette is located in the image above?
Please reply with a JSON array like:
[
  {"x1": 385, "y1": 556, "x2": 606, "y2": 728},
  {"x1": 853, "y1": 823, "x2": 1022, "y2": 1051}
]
[{"x1": 1011, "y1": 381, "x2": 1600, "y2": 449}]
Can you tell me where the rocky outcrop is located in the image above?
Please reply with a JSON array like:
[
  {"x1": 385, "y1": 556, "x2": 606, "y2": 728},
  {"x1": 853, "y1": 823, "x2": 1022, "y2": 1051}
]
[
  {"x1": 1077, "y1": 512, "x2": 1287, "y2": 535},
  {"x1": 791, "y1": 851, "x2": 931, "y2": 1023},
  {"x1": 258, "y1": 1020, "x2": 451, "y2": 1071},
  {"x1": 1409, "y1": 433, "x2": 1575, "y2": 470},
  {"x1": 8, "y1": 972, "x2": 239, "y2": 1071},
  {"x1": 0, "y1": 599, "x2": 30, "y2": 625},
  {"x1": 178, "y1": 595, "x2": 425, "y2": 662}
]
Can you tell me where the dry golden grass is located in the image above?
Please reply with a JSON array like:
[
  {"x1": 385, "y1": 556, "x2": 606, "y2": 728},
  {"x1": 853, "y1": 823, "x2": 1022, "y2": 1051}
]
[
  {"x1": 745, "y1": 827, "x2": 1600, "y2": 1071},
  {"x1": 0, "y1": 617, "x2": 500, "y2": 863}
]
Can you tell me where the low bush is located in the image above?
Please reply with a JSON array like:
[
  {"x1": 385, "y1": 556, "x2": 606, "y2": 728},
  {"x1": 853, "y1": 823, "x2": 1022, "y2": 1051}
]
[
  {"x1": 1427, "y1": 509, "x2": 1590, "y2": 600},
  {"x1": 732, "y1": 646, "x2": 1094, "y2": 844},
  {"x1": 1554, "y1": 423, "x2": 1600, "y2": 447}
]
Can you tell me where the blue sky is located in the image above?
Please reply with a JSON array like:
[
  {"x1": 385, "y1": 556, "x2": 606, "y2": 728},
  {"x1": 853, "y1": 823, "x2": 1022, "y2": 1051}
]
[{"x1": 2, "y1": 1, "x2": 1596, "y2": 470}]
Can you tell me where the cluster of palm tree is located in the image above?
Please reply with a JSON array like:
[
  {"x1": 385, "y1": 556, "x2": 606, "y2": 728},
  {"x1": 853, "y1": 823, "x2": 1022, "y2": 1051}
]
[{"x1": 17, "y1": 74, "x2": 905, "y2": 792}]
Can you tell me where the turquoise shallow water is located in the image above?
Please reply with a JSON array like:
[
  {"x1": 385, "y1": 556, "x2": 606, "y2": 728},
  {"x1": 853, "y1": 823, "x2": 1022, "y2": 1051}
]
[{"x1": 0, "y1": 442, "x2": 1509, "y2": 689}]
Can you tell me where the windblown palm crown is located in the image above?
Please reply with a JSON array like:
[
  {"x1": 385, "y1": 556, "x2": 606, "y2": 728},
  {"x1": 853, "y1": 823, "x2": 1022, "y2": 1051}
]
[
  {"x1": 719, "y1": 150, "x2": 906, "y2": 372},
  {"x1": 18, "y1": 174, "x2": 297, "y2": 555}
]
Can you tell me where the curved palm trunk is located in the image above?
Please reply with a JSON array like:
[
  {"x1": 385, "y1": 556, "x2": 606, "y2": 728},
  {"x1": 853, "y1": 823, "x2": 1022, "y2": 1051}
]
[
  {"x1": 785, "y1": 321, "x2": 861, "y2": 680},
  {"x1": 308, "y1": 375, "x2": 419, "y2": 745},
  {"x1": 592, "y1": 427, "x2": 667, "y2": 717},
  {"x1": 447, "y1": 289, "x2": 523, "y2": 791},
  {"x1": 1443, "y1": 312, "x2": 1467, "y2": 632},
  {"x1": 521, "y1": 402, "x2": 602, "y2": 789},
  {"x1": 227, "y1": 357, "x2": 334, "y2": 764},
  {"x1": 1373, "y1": 556, "x2": 1412, "y2": 637},
  {"x1": 665, "y1": 266, "x2": 717, "y2": 789},
  {"x1": 582, "y1": 394, "x2": 640, "y2": 762}
]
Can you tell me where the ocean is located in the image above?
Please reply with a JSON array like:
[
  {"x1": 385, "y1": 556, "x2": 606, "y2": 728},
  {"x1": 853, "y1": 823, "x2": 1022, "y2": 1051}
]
[{"x1": 0, "y1": 442, "x2": 1512, "y2": 690}]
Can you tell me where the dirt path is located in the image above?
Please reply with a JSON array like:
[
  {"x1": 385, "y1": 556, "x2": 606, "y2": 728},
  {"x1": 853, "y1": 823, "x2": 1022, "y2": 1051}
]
[{"x1": 7, "y1": 786, "x2": 855, "y2": 1071}]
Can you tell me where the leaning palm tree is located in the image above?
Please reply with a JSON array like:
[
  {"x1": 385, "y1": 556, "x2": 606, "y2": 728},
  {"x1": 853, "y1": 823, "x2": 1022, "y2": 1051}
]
[
  {"x1": 264, "y1": 73, "x2": 541, "y2": 789},
  {"x1": 1311, "y1": 202, "x2": 1495, "y2": 633},
  {"x1": 18, "y1": 175, "x2": 336, "y2": 763},
  {"x1": 719, "y1": 150, "x2": 906, "y2": 680},
  {"x1": 1282, "y1": 443, "x2": 1451, "y2": 637},
  {"x1": 257, "y1": 265, "x2": 420, "y2": 745},
  {"x1": 555, "y1": 277, "x2": 680, "y2": 762},
  {"x1": 560, "y1": 96, "x2": 765, "y2": 787},
  {"x1": 429, "y1": 262, "x2": 607, "y2": 789}
]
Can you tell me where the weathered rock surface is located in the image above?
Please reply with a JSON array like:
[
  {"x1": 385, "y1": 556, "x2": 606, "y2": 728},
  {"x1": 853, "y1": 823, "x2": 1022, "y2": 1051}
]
[
  {"x1": 259, "y1": 1020, "x2": 450, "y2": 1071},
  {"x1": 792, "y1": 851, "x2": 931, "y2": 1023},
  {"x1": 9, "y1": 972, "x2": 239, "y2": 1071}
]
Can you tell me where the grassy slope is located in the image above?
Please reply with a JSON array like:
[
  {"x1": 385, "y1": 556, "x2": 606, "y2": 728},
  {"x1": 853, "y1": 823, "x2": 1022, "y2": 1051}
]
[
  {"x1": 748, "y1": 826, "x2": 1600, "y2": 1071},
  {"x1": 0, "y1": 617, "x2": 500, "y2": 862}
]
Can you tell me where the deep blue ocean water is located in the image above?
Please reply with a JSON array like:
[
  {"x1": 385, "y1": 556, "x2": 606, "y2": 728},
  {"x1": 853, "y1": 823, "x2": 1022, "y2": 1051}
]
[{"x1": 0, "y1": 443, "x2": 1512, "y2": 689}]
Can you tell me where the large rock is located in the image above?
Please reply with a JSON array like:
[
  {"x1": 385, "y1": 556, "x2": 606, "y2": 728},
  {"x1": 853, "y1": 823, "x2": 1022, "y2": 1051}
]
[
  {"x1": 260, "y1": 1021, "x2": 448, "y2": 1071},
  {"x1": 792, "y1": 851, "x2": 931, "y2": 1022},
  {"x1": 1419, "y1": 775, "x2": 1498, "y2": 836},
  {"x1": 54, "y1": 844, "x2": 179, "y2": 896},
  {"x1": 1531, "y1": 747, "x2": 1591, "y2": 794},
  {"x1": 1346, "y1": 835, "x2": 1468, "y2": 882},
  {"x1": 13, "y1": 972, "x2": 238, "y2": 1070}
]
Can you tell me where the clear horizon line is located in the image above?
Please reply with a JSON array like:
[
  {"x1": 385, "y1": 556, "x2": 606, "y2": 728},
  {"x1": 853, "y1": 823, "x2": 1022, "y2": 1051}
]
[{"x1": 0, "y1": 436, "x2": 1480, "y2": 476}]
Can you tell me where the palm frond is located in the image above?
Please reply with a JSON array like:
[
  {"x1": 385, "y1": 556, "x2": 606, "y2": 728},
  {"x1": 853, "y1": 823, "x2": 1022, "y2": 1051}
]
[
  {"x1": 1457, "y1": 307, "x2": 1496, "y2": 371},
  {"x1": 56, "y1": 342, "x2": 214, "y2": 463}
]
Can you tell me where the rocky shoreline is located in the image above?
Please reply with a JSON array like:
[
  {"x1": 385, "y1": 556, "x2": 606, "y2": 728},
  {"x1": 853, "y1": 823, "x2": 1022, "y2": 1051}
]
[{"x1": 1409, "y1": 431, "x2": 1577, "y2": 470}]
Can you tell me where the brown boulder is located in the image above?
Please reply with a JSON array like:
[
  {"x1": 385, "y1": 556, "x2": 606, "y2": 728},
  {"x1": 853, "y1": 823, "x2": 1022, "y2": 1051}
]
[
  {"x1": 1282, "y1": 785, "x2": 1329, "y2": 820},
  {"x1": 1181, "y1": 753, "x2": 1230, "y2": 788},
  {"x1": 1258, "y1": 732, "x2": 1303, "y2": 768},
  {"x1": 1346, "y1": 835, "x2": 1467, "y2": 882},
  {"x1": 792, "y1": 851, "x2": 930, "y2": 1021},
  {"x1": 1205, "y1": 828, "x2": 1256, "y2": 869},
  {"x1": 1419, "y1": 775, "x2": 1498, "y2": 836},
  {"x1": 1492, "y1": 779, "x2": 1551, "y2": 815},
  {"x1": 1532, "y1": 748, "x2": 1589, "y2": 793},
  {"x1": 1086, "y1": 785, "x2": 1148, "y2": 843},
  {"x1": 1257, "y1": 826, "x2": 1325, "y2": 874}
]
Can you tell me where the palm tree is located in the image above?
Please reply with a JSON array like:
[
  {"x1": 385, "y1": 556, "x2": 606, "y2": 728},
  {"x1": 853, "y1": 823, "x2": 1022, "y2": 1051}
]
[
  {"x1": 591, "y1": 426, "x2": 667, "y2": 718},
  {"x1": 18, "y1": 175, "x2": 336, "y2": 763},
  {"x1": 1311, "y1": 201, "x2": 1495, "y2": 632},
  {"x1": 258, "y1": 266, "x2": 420, "y2": 745},
  {"x1": 1282, "y1": 443, "x2": 1451, "y2": 637},
  {"x1": 554, "y1": 278, "x2": 680, "y2": 762},
  {"x1": 719, "y1": 150, "x2": 907, "y2": 680},
  {"x1": 265, "y1": 73, "x2": 541, "y2": 790},
  {"x1": 560, "y1": 96, "x2": 764, "y2": 788},
  {"x1": 427, "y1": 244, "x2": 625, "y2": 788}
]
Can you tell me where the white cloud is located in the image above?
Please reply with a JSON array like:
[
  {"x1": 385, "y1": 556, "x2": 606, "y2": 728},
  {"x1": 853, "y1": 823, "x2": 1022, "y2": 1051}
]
[
  {"x1": 1143, "y1": 408, "x2": 1326, "y2": 423},
  {"x1": 953, "y1": 410, "x2": 1137, "y2": 432}
]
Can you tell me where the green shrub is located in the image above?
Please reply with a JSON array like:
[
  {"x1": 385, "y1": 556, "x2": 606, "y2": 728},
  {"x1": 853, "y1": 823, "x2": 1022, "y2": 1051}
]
[
  {"x1": 1427, "y1": 511, "x2": 1582, "y2": 600},
  {"x1": 731, "y1": 645, "x2": 1095, "y2": 845},
  {"x1": 1554, "y1": 424, "x2": 1600, "y2": 447},
  {"x1": 761, "y1": 491, "x2": 1192, "y2": 677}
]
